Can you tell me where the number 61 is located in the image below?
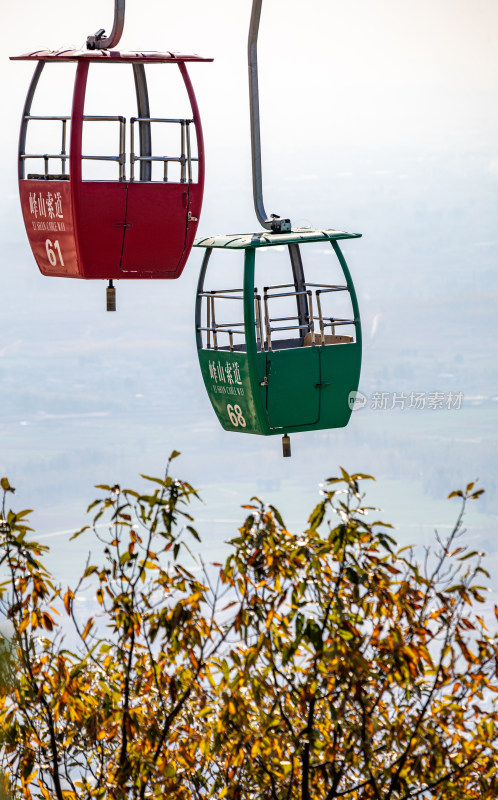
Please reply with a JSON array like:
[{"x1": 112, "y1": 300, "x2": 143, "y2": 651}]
[{"x1": 45, "y1": 239, "x2": 65, "y2": 267}]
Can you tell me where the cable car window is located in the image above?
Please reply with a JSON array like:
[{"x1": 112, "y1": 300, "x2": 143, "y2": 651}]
[
  {"x1": 299, "y1": 245, "x2": 357, "y2": 346},
  {"x1": 198, "y1": 250, "x2": 247, "y2": 352},
  {"x1": 254, "y1": 243, "x2": 356, "y2": 351},
  {"x1": 81, "y1": 63, "x2": 134, "y2": 182},
  {"x1": 254, "y1": 245, "x2": 307, "y2": 350},
  {"x1": 141, "y1": 64, "x2": 199, "y2": 184},
  {"x1": 26, "y1": 62, "x2": 74, "y2": 117},
  {"x1": 80, "y1": 63, "x2": 200, "y2": 183},
  {"x1": 23, "y1": 63, "x2": 74, "y2": 180}
]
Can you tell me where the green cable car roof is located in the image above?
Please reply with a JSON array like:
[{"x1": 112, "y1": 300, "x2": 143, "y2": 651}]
[{"x1": 193, "y1": 228, "x2": 361, "y2": 250}]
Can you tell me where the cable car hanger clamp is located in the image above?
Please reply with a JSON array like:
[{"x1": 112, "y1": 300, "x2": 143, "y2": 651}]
[{"x1": 87, "y1": 0, "x2": 126, "y2": 50}]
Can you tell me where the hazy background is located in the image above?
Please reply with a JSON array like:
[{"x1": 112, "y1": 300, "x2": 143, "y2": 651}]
[{"x1": 0, "y1": 0, "x2": 497, "y2": 591}]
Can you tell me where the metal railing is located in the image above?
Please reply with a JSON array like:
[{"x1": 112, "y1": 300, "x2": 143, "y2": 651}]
[
  {"x1": 130, "y1": 117, "x2": 197, "y2": 182},
  {"x1": 263, "y1": 285, "x2": 314, "y2": 350},
  {"x1": 315, "y1": 287, "x2": 356, "y2": 340},
  {"x1": 197, "y1": 289, "x2": 247, "y2": 351},
  {"x1": 22, "y1": 115, "x2": 198, "y2": 183},
  {"x1": 22, "y1": 115, "x2": 70, "y2": 178},
  {"x1": 262, "y1": 282, "x2": 355, "y2": 350},
  {"x1": 198, "y1": 282, "x2": 355, "y2": 352},
  {"x1": 22, "y1": 114, "x2": 126, "y2": 180},
  {"x1": 82, "y1": 115, "x2": 126, "y2": 180}
]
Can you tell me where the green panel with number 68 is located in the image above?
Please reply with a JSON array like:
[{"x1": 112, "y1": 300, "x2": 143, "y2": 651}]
[{"x1": 198, "y1": 349, "x2": 268, "y2": 435}]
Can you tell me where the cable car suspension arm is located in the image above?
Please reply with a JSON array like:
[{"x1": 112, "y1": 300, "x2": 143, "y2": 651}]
[
  {"x1": 87, "y1": 0, "x2": 125, "y2": 50},
  {"x1": 249, "y1": 0, "x2": 290, "y2": 233}
]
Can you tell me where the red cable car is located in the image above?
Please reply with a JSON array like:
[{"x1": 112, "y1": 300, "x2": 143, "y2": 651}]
[{"x1": 11, "y1": 3, "x2": 212, "y2": 307}]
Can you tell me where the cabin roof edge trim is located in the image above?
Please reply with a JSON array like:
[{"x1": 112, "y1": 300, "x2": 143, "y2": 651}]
[
  {"x1": 11, "y1": 49, "x2": 213, "y2": 63},
  {"x1": 193, "y1": 229, "x2": 362, "y2": 249}
]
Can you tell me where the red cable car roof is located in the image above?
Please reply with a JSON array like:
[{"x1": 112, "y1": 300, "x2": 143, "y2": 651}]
[{"x1": 11, "y1": 49, "x2": 213, "y2": 63}]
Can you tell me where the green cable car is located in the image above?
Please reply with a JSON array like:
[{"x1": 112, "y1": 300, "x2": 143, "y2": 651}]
[
  {"x1": 195, "y1": 228, "x2": 361, "y2": 454},
  {"x1": 195, "y1": 0, "x2": 362, "y2": 455}
]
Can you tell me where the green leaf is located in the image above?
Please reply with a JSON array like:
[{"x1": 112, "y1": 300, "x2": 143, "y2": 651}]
[
  {"x1": 186, "y1": 525, "x2": 201, "y2": 542},
  {"x1": 345, "y1": 567, "x2": 360, "y2": 584},
  {"x1": 164, "y1": 762, "x2": 177, "y2": 778},
  {"x1": 458, "y1": 550, "x2": 480, "y2": 561},
  {"x1": 340, "y1": 466, "x2": 352, "y2": 483},
  {"x1": 70, "y1": 526, "x2": 89, "y2": 540},
  {"x1": 305, "y1": 620, "x2": 323, "y2": 651},
  {"x1": 269, "y1": 505, "x2": 286, "y2": 528},
  {"x1": 308, "y1": 501, "x2": 326, "y2": 532},
  {"x1": 12, "y1": 509, "x2": 33, "y2": 520},
  {"x1": 140, "y1": 474, "x2": 167, "y2": 487}
]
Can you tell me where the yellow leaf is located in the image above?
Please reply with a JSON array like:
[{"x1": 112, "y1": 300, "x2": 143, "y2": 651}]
[
  {"x1": 64, "y1": 590, "x2": 74, "y2": 615},
  {"x1": 37, "y1": 779, "x2": 50, "y2": 799},
  {"x1": 42, "y1": 613, "x2": 54, "y2": 631},
  {"x1": 18, "y1": 615, "x2": 30, "y2": 634},
  {"x1": 81, "y1": 618, "x2": 94, "y2": 641},
  {"x1": 251, "y1": 740, "x2": 260, "y2": 758}
]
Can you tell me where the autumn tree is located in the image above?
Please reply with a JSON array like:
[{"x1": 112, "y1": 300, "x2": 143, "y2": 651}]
[
  {"x1": 0, "y1": 460, "x2": 497, "y2": 800},
  {"x1": 207, "y1": 473, "x2": 498, "y2": 799},
  {"x1": 0, "y1": 457, "x2": 229, "y2": 800}
]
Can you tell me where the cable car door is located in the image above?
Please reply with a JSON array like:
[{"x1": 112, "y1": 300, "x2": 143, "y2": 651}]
[
  {"x1": 120, "y1": 183, "x2": 189, "y2": 273},
  {"x1": 265, "y1": 347, "x2": 320, "y2": 429}
]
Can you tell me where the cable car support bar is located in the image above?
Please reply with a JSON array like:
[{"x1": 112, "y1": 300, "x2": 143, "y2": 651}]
[{"x1": 249, "y1": 0, "x2": 290, "y2": 232}]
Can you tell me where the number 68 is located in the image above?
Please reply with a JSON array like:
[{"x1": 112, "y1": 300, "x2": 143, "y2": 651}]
[{"x1": 227, "y1": 404, "x2": 246, "y2": 428}]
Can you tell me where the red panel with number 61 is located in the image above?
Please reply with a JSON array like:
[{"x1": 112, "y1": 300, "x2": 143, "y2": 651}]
[{"x1": 19, "y1": 180, "x2": 79, "y2": 277}]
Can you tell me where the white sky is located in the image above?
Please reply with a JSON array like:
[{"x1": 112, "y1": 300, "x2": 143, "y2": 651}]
[
  {"x1": 1, "y1": 0, "x2": 498, "y2": 233},
  {"x1": 0, "y1": 0, "x2": 497, "y2": 549}
]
